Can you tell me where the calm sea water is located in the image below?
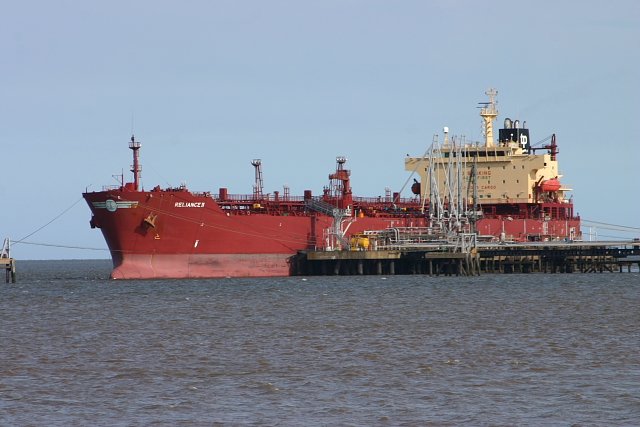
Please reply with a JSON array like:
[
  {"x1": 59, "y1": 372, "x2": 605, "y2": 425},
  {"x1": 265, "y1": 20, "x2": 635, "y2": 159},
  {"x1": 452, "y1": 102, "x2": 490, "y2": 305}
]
[{"x1": 1, "y1": 260, "x2": 638, "y2": 426}]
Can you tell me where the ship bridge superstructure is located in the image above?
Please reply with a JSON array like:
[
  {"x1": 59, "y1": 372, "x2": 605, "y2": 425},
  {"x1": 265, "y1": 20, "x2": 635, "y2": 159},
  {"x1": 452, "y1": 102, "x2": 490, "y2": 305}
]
[{"x1": 405, "y1": 89, "x2": 573, "y2": 209}]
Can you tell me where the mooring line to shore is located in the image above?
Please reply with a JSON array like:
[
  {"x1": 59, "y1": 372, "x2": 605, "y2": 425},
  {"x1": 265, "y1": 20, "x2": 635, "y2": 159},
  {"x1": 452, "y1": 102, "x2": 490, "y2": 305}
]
[
  {"x1": 582, "y1": 219, "x2": 640, "y2": 232},
  {"x1": 12, "y1": 197, "x2": 85, "y2": 245},
  {"x1": 15, "y1": 241, "x2": 109, "y2": 251}
]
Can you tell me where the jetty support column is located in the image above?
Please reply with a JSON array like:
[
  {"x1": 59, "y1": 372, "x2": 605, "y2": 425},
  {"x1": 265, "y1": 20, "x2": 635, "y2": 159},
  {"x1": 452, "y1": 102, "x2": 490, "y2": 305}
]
[
  {"x1": 2, "y1": 258, "x2": 15, "y2": 283},
  {"x1": 1, "y1": 238, "x2": 15, "y2": 283}
]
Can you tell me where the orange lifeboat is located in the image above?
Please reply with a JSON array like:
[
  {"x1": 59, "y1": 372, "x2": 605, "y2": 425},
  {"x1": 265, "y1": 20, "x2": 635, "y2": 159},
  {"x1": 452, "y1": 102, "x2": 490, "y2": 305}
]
[{"x1": 540, "y1": 178, "x2": 561, "y2": 192}]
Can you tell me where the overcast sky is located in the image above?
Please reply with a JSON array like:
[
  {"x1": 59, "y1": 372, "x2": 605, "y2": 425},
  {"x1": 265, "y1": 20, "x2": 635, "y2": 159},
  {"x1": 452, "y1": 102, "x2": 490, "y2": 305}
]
[{"x1": 2, "y1": 0, "x2": 639, "y2": 259}]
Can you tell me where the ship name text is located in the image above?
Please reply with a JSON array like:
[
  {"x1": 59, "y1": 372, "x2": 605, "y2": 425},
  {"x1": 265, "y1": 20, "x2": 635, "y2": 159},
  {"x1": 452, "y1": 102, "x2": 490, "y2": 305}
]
[{"x1": 175, "y1": 202, "x2": 206, "y2": 208}]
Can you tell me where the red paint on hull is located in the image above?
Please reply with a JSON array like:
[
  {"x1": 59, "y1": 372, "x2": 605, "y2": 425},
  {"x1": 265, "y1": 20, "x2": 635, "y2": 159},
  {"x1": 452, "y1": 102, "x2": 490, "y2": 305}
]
[{"x1": 111, "y1": 253, "x2": 294, "y2": 279}]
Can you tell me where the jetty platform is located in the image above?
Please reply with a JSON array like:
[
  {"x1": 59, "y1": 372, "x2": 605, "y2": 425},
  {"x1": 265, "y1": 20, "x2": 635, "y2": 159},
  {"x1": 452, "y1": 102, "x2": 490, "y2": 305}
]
[
  {"x1": 1, "y1": 238, "x2": 15, "y2": 283},
  {"x1": 290, "y1": 241, "x2": 640, "y2": 277}
]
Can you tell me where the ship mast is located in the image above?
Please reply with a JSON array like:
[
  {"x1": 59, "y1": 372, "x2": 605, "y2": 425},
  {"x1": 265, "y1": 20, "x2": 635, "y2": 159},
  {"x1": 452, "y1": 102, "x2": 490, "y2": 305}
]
[
  {"x1": 251, "y1": 159, "x2": 264, "y2": 200},
  {"x1": 129, "y1": 135, "x2": 141, "y2": 191},
  {"x1": 329, "y1": 157, "x2": 353, "y2": 209},
  {"x1": 480, "y1": 88, "x2": 498, "y2": 147}
]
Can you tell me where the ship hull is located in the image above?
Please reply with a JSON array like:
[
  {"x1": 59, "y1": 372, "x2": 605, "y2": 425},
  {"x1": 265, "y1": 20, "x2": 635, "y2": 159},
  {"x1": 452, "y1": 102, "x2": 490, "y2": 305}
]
[{"x1": 84, "y1": 190, "x2": 428, "y2": 279}]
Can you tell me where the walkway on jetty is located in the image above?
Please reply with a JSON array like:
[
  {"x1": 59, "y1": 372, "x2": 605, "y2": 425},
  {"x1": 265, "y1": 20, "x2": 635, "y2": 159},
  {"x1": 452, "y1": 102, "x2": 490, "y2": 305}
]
[{"x1": 291, "y1": 241, "x2": 640, "y2": 277}]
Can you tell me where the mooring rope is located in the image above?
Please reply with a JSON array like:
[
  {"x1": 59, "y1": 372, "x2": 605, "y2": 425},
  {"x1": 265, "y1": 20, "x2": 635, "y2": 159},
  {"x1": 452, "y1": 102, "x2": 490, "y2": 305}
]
[
  {"x1": 16, "y1": 241, "x2": 109, "y2": 251},
  {"x1": 581, "y1": 219, "x2": 640, "y2": 232},
  {"x1": 12, "y1": 197, "x2": 85, "y2": 245}
]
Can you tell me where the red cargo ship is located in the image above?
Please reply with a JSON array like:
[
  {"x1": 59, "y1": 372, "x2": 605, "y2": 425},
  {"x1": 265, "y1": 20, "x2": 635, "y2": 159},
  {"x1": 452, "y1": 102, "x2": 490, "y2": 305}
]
[{"x1": 83, "y1": 90, "x2": 580, "y2": 278}]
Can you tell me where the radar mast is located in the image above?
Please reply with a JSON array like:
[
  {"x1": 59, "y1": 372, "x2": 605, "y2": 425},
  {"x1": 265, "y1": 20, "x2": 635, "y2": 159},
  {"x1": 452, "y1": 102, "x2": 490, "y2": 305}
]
[{"x1": 480, "y1": 88, "x2": 498, "y2": 147}]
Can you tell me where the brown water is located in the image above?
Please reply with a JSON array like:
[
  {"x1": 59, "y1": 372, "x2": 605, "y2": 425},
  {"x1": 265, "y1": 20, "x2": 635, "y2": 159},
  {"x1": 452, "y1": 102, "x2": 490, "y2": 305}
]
[{"x1": 1, "y1": 260, "x2": 639, "y2": 425}]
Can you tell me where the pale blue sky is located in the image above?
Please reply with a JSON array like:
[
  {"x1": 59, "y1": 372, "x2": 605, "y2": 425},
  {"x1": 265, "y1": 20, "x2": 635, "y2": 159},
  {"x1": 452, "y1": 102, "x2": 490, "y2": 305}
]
[{"x1": 2, "y1": 0, "x2": 639, "y2": 259}]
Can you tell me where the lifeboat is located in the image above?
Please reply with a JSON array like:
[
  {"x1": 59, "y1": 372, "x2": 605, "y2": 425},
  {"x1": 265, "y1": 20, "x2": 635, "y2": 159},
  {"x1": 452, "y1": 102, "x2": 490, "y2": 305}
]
[{"x1": 540, "y1": 178, "x2": 561, "y2": 192}]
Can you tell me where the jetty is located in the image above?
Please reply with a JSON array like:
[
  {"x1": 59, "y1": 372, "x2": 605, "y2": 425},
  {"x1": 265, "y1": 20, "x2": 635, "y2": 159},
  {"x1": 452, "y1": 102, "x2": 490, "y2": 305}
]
[
  {"x1": 291, "y1": 240, "x2": 640, "y2": 276},
  {"x1": 1, "y1": 238, "x2": 16, "y2": 283}
]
